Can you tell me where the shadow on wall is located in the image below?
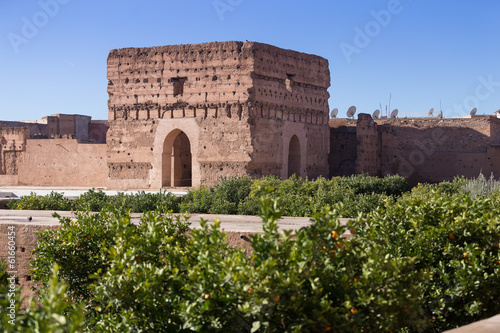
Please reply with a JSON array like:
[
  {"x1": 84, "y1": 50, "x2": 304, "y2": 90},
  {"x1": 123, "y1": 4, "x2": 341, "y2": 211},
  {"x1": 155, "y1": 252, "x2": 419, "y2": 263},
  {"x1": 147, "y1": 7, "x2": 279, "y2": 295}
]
[{"x1": 330, "y1": 116, "x2": 500, "y2": 185}]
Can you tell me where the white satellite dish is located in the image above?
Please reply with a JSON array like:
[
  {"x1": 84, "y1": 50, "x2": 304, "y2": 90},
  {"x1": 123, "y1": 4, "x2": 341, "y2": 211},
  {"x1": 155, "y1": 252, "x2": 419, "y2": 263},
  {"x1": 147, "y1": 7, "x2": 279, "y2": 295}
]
[
  {"x1": 437, "y1": 110, "x2": 443, "y2": 118},
  {"x1": 390, "y1": 109, "x2": 398, "y2": 119},
  {"x1": 330, "y1": 108, "x2": 338, "y2": 118},
  {"x1": 347, "y1": 106, "x2": 357, "y2": 118},
  {"x1": 428, "y1": 108, "x2": 434, "y2": 117},
  {"x1": 372, "y1": 109, "x2": 381, "y2": 119},
  {"x1": 470, "y1": 107, "x2": 477, "y2": 116}
]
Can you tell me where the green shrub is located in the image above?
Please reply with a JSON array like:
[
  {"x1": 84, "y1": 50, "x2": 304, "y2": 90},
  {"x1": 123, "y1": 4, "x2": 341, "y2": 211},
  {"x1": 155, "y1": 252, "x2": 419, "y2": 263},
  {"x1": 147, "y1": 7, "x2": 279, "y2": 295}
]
[
  {"x1": 179, "y1": 185, "x2": 215, "y2": 214},
  {"x1": 30, "y1": 195, "x2": 428, "y2": 332},
  {"x1": 8, "y1": 192, "x2": 75, "y2": 211},
  {"x1": 30, "y1": 209, "x2": 124, "y2": 302},
  {"x1": 355, "y1": 189, "x2": 500, "y2": 331},
  {"x1": 0, "y1": 261, "x2": 85, "y2": 332}
]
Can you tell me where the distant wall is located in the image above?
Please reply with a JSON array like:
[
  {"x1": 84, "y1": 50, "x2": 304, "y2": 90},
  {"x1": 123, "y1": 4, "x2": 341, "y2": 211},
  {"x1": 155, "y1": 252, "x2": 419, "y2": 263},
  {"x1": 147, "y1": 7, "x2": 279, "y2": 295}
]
[
  {"x1": 18, "y1": 138, "x2": 108, "y2": 187},
  {"x1": 329, "y1": 119, "x2": 357, "y2": 177},
  {"x1": 349, "y1": 114, "x2": 500, "y2": 184}
]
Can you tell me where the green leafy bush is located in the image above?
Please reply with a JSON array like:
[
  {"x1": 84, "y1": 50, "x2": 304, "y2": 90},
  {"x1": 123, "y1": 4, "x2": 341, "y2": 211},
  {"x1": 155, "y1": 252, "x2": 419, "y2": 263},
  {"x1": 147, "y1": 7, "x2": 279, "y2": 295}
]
[
  {"x1": 180, "y1": 176, "x2": 253, "y2": 215},
  {"x1": 353, "y1": 188, "x2": 500, "y2": 331},
  {"x1": 8, "y1": 191, "x2": 75, "y2": 211},
  {"x1": 30, "y1": 195, "x2": 427, "y2": 332},
  {"x1": 0, "y1": 261, "x2": 85, "y2": 332},
  {"x1": 30, "y1": 209, "x2": 124, "y2": 302}
]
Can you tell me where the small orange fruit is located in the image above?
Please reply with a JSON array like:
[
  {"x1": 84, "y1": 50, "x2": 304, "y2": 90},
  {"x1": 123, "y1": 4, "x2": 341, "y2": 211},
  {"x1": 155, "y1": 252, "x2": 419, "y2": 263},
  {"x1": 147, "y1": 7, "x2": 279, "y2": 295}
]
[
  {"x1": 350, "y1": 308, "x2": 358, "y2": 314},
  {"x1": 87, "y1": 235, "x2": 91, "y2": 240},
  {"x1": 204, "y1": 294, "x2": 210, "y2": 300},
  {"x1": 494, "y1": 242, "x2": 499, "y2": 248},
  {"x1": 331, "y1": 231, "x2": 339, "y2": 239},
  {"x1": 449, "y1": 233, "x2": 455, "y2": 240},
  {"x1": 330, "y1": 250, "x2": 336, "y2": 258},
  {"x1": 354, "y1": 276, "x2": 360, "y2": 282},
  {"x1": 463, "y1": 252, "x2": 468, "y2": 258},
  {"x1": 273, "y1": 295, "x2": 280, "y2": 302},
  {"x1": 77, "y1": 243, "x2": 81, "y2": 247},
  {"x1": 336, "y1": 242, "x2": 343, "y2": 249},
  {"x1": 326, "y1": 327, "x2": 332, "y2": 331},
  {"x1": 248, "y1": 287, "x2": 253, "y2": 294}
]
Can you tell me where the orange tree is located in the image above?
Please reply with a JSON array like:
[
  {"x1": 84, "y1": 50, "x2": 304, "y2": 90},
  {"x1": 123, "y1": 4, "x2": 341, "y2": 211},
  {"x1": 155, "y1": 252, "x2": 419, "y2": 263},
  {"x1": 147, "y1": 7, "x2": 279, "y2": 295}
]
[{"x1": 350, "y1": 186, "x2": 500, "y2": 332}]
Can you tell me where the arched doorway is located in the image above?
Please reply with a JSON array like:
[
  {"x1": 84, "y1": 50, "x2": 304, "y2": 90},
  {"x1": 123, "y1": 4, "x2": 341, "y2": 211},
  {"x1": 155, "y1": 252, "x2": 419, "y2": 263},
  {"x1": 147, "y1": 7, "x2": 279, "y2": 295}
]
[
  {"x1": 287, "y1": 135, "x2": 301, "y2": 178},
  {"x1": 162, "y1": 130, "x2": 192, "y2": 187}
]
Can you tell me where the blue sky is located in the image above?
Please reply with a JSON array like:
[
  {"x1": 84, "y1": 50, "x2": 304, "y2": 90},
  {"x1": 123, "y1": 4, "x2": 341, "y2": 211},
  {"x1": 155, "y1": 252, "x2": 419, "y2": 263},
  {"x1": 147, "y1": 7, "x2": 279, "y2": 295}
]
[{"x1": 1, "y1": 0, "x2": 499, "y2": 121}]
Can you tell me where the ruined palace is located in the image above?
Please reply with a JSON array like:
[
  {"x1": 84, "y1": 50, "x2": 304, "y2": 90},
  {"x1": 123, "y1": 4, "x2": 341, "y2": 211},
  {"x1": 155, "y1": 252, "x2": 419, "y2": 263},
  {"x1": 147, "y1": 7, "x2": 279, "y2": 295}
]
[
  {"x1": 0, "y1": 41, "x2": 499, "y2": 189},
  {"x1": 1, "y1": 41, "x2": 331, "y2": 189}
]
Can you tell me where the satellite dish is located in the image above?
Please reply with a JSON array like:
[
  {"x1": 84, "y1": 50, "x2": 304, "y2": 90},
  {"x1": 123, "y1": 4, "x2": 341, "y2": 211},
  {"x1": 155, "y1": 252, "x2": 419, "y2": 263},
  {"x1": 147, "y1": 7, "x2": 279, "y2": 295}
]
[
  {"x1": 330, "y1": 108, "x2": 338, "y2": 118},
  {"x1": 390, "y1": 109, "x2": 398, "y2": 119},
  {"x1": 347, "y1": 106, "x2": 357, "y2": 118},
  {"x1": 428, "y1": 108, "x2": 434, "y2": 117},
  {"x1": 437, "y1": 110, "x2": 443, "y2": 118},
  {"x1": 372, "y1": 109, "x2": 381, "y2": 119},
  {"x1": 470, "y1": 107, "x2": 477, "y2": 116}
]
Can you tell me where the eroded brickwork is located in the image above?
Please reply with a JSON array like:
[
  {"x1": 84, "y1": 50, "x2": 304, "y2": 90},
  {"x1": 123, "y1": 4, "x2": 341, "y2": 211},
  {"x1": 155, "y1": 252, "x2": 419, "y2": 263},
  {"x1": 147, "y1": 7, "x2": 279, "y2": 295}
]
[
  {"x1": 329, "y1": 114, "x2": 500, "y2": 184},
  {"x1": 106, "y1": 41, "x2": 331, "y2": 189}
]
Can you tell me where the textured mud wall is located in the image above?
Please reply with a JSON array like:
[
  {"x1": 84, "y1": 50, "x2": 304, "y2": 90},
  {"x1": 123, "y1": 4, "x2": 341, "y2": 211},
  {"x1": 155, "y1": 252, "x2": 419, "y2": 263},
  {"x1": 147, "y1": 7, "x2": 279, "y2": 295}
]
[
  {"x1": 355, "y1": 114, "x2": 380, "y2": 176},
  {"x1": 353, "y1": 114, "x2": 500, "y2": 184},
  {"x1": 18, "y1": 138, "x2": 108, "y2": 187},
  {"x1": 0, "y1": 128, "x2": 29, "y2": 178},
  {"x1": 328, "y1": 119, "x2": 357, "y2": 177},
  {"x1": 250, "y1": 43, "x2": 330, "y2": 179},
  {"x1": 0, "y1": 223, "x2": 59, "y2": 307},
  {"x1": 107, "y1": 41, "x2": 331, "y2": 188},
  {"x1": 107, "y1": 41, "x2": 257, "y2": 188}
]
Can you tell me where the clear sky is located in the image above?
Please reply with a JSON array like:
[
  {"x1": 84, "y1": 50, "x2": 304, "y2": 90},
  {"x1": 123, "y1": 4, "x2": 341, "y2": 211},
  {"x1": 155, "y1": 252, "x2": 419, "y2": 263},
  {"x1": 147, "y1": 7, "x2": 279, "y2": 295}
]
[{"x1": 1, "y1": 0, "x2": 499, "y2": 121}]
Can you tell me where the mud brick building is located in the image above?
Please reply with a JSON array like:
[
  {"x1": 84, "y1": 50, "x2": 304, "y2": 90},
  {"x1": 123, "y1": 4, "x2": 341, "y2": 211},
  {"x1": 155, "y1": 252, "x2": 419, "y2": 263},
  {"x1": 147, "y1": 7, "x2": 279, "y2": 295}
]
[{"x1": 106, "y1": 41, "x2": 330, "y2": 189}]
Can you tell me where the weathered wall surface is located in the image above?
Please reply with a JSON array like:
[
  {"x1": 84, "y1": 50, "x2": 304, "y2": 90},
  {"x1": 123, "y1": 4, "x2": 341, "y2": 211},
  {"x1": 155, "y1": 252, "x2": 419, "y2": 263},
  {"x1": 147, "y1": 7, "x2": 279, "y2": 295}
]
[
  {"x1": 0, "y1": 128, "x2": 29, "y2": 178},
  {"x1": 348, "y1": 114, "x2": 500, "y2": 184},
  {"x1": 107, "y1": 41, "x2": 331, "y2": 188},
  {"x1": 328, "y1": 119, "x2": 357, "y2": 177},
  {"x1": 0, "y1": 223, "x2": 59, "y2": 306},
  {"x1": 249, "y1": 43, "x2": 331, "y2": 179},
  {"x1": 18, "y1": 138, "x2": 108, "y2": 187},
  {"x1": 106, "y1": 42, "x2": 256, "y2": 188}
]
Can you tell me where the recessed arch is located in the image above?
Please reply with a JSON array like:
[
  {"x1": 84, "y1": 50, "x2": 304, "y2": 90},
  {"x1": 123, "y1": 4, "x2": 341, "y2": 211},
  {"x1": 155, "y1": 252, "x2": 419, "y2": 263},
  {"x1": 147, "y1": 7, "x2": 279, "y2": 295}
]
[
  {"x1": 162, "y1": 129, "x2": 192, "y2": 187},
  {"x1": 287, "y1": 135, "x2": 301, "y2": 178}
]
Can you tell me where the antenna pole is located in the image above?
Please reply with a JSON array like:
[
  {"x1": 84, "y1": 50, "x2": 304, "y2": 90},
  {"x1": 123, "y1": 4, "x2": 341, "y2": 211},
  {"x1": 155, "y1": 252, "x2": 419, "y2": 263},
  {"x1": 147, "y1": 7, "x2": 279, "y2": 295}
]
[{"x1": 389, "y1": 93, "x2": 391, "y2": 116}]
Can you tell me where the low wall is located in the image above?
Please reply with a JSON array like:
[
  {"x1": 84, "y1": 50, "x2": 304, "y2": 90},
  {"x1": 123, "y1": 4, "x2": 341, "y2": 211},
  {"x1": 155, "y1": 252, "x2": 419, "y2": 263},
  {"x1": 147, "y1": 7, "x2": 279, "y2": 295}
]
[
  {"x1": 0, "y1": 215, "x2": 256, "y2": 306},
  {"x1": 18, "y1": 139, "x2": 108, "y2": 187}
]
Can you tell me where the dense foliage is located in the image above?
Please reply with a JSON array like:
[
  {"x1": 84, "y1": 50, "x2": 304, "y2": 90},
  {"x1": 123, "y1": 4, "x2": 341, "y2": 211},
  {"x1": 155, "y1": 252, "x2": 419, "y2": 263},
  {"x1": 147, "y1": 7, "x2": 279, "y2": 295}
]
[
  {"x1": 9, "y1": 189, "x2": 180, "y2": 213},
  {"x1": 9, "y1": 174, "x2": 411, "y2": 218},
  {"x1": 2, "y1": 174, "x2": 500, "y2": 332}
]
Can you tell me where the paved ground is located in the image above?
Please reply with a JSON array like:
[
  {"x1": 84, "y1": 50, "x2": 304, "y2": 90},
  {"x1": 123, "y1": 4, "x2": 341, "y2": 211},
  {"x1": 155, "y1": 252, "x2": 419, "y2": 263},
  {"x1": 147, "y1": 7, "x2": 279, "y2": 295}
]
[{"x1": 0, "y1": 208, "x2": 352, "y2": 233}]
